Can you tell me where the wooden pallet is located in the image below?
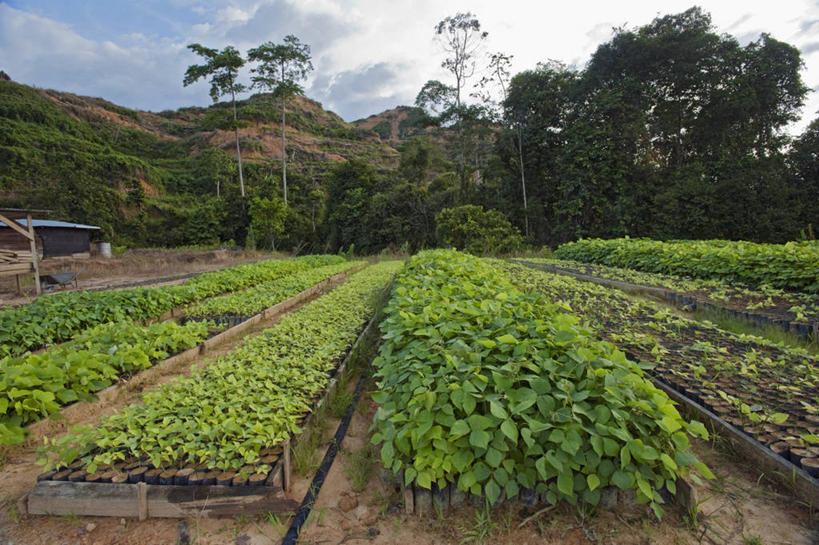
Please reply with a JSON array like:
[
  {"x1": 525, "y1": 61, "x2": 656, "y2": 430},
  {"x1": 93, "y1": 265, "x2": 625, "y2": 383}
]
[{"x1": 28, "y1": 477, "x2": 298, "y2": 519}]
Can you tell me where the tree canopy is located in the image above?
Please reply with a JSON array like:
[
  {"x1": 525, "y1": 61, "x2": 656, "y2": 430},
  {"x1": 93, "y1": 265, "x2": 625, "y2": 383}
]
[{"x1": 183, "y1": 44, "x2": 247, "y2": 196}]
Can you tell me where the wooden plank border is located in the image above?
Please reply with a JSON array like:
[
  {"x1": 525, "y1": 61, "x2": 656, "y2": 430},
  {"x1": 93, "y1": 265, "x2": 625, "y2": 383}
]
[{"x1": 27, "y1": 480, "x2": 299, "y2": 518}]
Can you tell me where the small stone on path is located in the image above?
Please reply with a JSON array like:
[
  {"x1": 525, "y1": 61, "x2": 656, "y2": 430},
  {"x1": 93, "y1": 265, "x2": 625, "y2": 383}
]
[{"x1": 338, "y1": 493, "x2": 358, "y2": 512}]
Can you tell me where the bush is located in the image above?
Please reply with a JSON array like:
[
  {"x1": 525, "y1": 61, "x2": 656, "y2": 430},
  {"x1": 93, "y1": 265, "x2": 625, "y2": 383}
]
[{"x1": 436, "y1": 205, "x2": 522, "y2": 255}]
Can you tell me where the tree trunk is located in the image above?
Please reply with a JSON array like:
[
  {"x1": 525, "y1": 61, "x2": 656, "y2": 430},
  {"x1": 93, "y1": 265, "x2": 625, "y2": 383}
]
[
  {"x1": 281, "y1": 62, "x2": 288, "y2": 205},
  {"x1": 231, "y1": 89, "x2": 245, "y2": 197},
  {"x1": 311, "y1": 203, "x2": 316, "y2": 233},
  {"x1": 455, "y1": 78, "x2": 466, "y2": 193},
  {"x1": 517, "y1": 125, "x2": 529, "y2": 238}
]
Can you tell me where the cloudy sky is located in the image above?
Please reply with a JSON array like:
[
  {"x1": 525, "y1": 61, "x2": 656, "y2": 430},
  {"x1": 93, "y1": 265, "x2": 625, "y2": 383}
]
[{"x1": 1, "y1": 0, "x2": 818, "y2": 133}]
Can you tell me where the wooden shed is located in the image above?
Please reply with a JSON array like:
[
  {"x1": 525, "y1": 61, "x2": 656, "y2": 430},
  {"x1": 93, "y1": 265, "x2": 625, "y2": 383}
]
[
  {"x1": 0, "y1": 209, "x2": 99, "y2": 295},
  {"x1": 0, "y1": 219, "x2": 101, "y2": 258}
]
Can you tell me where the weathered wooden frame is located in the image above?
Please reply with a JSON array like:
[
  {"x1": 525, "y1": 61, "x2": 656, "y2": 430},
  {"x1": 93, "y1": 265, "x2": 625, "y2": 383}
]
[{"x1": 0, "y1": 209, "x2": 46, "y2": 295}]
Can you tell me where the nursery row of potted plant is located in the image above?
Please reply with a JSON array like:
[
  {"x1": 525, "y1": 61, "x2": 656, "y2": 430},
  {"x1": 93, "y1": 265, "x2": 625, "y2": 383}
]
[
  {"x1": 554, "y1": 238, "x2": 819, "y2": 293},
  {"x1": 0, "y1": 319, "x2": 213, "y2": 445},
  {"x1": 370, "y1": 251, "x2": 712, "y2": 519},
  {"x1": 522, "y1": 257, "x2": 818, "y2": 328},
  {"x1": 503, "y1": 262, "x2": 819, "y2": 477},
  {"x1": 0, "y1": 254, "x2": 346, "y2": 357},
  {"x1": 38, "y1": 261, "x2": 403, "y2": 484},
  {"x1": 183, "y1": 260, "x2": 365, "y2": 324}
]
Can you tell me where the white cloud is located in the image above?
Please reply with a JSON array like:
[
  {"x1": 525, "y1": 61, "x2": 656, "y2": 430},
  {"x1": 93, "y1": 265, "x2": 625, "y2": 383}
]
[
  {"x1": 1, "y1": 0, "x2": 817, "y2": 131},
  {"x1": 0, "y1": 3, "x2": 207, "y2": 110}
]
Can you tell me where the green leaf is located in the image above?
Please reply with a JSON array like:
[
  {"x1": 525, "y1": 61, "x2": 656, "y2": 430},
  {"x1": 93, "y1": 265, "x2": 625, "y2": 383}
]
[
  {"x1": 693, "y1": 461, "x2": 715, "y2": 479},
  {"x1": 660, "y1": 453, "x2": 678, "y2": 471},
  {"x1": 685, "y1": 420, "x2": 709, "y2": 439},
  {"x1": 404, "y1": 467, "x2": 417, "y2": 486},
  {"x1": 380, "y1": 442, "x2": 394, "y2": 467},
  {"x1": 561, "y1": 429, "x2": 582, "y2": 456},
  {"x1": 485, "y1": 447, "x2": 503, "y2": 468},
  {"x1": 660, "y1": 416, "x2": 681, "y2": 433},
  {"x1": 485, "y1": 478, "x2": 501, "y2": 504},
  {"x1": 611, "y1": 470, "x2": 632, "y2": 490},
  {"x1": 548, "y1": 429, "x2": 565, "y2": 443},
  {"x1": 489, "y1": 401, "x2": 508, "y2": 420},
  {"x1": 500, "y1": 419, "x2": 518, "y2": 442},
  {"x1": 450, "y1": 420, "x2": 470, "y2": 438},
  {"x1": 504, "y1": 479, "x2": 520, "y2": 499},
  {"x1": 496, "y1": 334, "x2": 518, "y2": 344},
  {"x1": 467, "y1": 414, "x2": 492, "y2": 431},
  {"x1": 469, "y1": 429, "x2": 491, "y2": 450},
  {"x1": 557, "y1": 469, "x2": 574, "y2": 496},
  {"x1": 636, "y1": 477, "x2": 652, "y2": 499},
  {"x1": 452, "y1": 449, "x2": 474, "y2": 472},
  {"x1": 587, "y1": 474, "x2": 600, "y2": 491},
  {"x1": 416, "y1": 470, "x2": 432, "y2": 489},
  {"x1": 770, "y1": 413, "x2": 789, "y2": 425}
]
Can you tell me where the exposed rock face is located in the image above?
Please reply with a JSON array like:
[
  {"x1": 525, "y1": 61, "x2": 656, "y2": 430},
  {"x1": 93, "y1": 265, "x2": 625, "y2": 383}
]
[{"x1": 0, "y1": 71, "x2": 11, "y2": 81}]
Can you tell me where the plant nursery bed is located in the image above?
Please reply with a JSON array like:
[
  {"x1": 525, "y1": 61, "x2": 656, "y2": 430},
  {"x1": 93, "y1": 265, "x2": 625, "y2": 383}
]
[
  {"x1": 23, "y1": 268, "x2": 385, "y2": 519},
  {"x1": 194, "y1": 263, "x2": 366, "y2": 352},
  {"x1": 18, "y1": 267, "x2": 360, "y2": 450},
  {"x1": 651, "y1": 377, "x2": 819, "y2": 506},
  {"x1": 506, "y1": 262, "x2": 819, "y2": 501},
  {"x1": 515, "y1": 260, "x2": 818, "y2": 341}
]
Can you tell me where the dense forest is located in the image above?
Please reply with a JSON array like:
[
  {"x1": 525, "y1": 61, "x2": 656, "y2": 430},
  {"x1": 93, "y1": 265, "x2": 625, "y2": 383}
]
[{"x1": 0, "y1": 7, "x2": 816, "y2": 253}]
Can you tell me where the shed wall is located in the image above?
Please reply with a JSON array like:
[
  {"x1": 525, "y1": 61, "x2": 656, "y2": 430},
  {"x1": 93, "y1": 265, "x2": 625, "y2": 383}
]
[{"x1": 39, "y1": 228, "x2": 91, "y2": 257}]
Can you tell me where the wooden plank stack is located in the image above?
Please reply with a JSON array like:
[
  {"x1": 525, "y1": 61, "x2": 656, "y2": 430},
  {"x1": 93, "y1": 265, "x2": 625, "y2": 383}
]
[{"x1": 0, "y1": 249, "x2": 33, "y2": 274}]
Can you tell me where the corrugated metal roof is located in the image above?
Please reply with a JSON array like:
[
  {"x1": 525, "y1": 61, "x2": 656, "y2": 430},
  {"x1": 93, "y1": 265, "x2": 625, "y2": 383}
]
[{"x1": 0, "y1": 219, "x2": 100, "y2": 230}]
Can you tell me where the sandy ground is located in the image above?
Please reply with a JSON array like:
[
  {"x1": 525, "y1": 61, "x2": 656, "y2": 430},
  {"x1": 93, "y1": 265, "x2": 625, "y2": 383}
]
[
  {"x1": 0, "y1": 249, "x2": 277, "y2": 306},
  {"x1": 2, "y1": 373, "x2": 815, "y2": 545}
]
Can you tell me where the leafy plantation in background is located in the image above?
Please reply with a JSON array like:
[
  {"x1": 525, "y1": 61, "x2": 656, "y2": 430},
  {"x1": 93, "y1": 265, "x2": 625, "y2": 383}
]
[
  {"x1": 1, "y1": 6, "x2": 818, "y2": 253},
  {"x1": 0, "y1": 254, "x2": 344, "y2": 356},
  {"x1": 554, "y1": 238, "x2": 819, "y2": 293}
]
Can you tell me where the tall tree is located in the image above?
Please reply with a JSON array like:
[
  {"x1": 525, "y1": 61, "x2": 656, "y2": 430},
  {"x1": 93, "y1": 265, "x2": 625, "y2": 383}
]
[
  {"x1": 193, "y1": 148, "x2": 235, "y2": 197},
  {"x1": 790, "y1": 117, "x2": 819, "y2": 236},
  {"x1": 420, "y1": 13, "x2": 488, "y2": 186},
  {"x1": 502, "y1": 63, "x2": 575, "y2": 241},
  {"x1": 476, "y1": 52, "x2": 531, "y2": 237},
  {"x1": 183, "y1": 44, "x2": 247, "y2": 196},
  {"x1": 248, "y1": 35, "x2": 314, "y2": 204}
]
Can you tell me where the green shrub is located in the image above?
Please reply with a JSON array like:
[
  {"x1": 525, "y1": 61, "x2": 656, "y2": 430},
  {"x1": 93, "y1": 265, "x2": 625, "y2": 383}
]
[{"x1": 435, "y1": 205, "x2": 522, "y2": 255}]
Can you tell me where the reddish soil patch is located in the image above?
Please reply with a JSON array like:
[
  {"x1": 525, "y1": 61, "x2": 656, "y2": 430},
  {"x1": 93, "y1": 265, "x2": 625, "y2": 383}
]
[{"x1": 0, "y1": 249, "x2": 277, "y2": 305}]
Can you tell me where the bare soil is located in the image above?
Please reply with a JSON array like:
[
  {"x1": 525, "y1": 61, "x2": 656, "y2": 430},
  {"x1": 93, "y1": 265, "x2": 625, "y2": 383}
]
[
  {"x1": 3, "y1": 373, "x2": 815, "y2": 545},
  {"x1": 0, "y1": 289, "x2": 325, "y2": 545},
  {"x1": 0, "y1": 249, "x2": 277, "y2": 306}
]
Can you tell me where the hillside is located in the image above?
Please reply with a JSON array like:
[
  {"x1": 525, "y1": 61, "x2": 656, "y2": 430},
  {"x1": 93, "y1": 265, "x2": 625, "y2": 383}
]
[
  {"x1": 0, "y1": 78, "x2": 400, "y2": 247},
  {"x1": 352, "y1": 105, "x2": 436, "y2": 142}
]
